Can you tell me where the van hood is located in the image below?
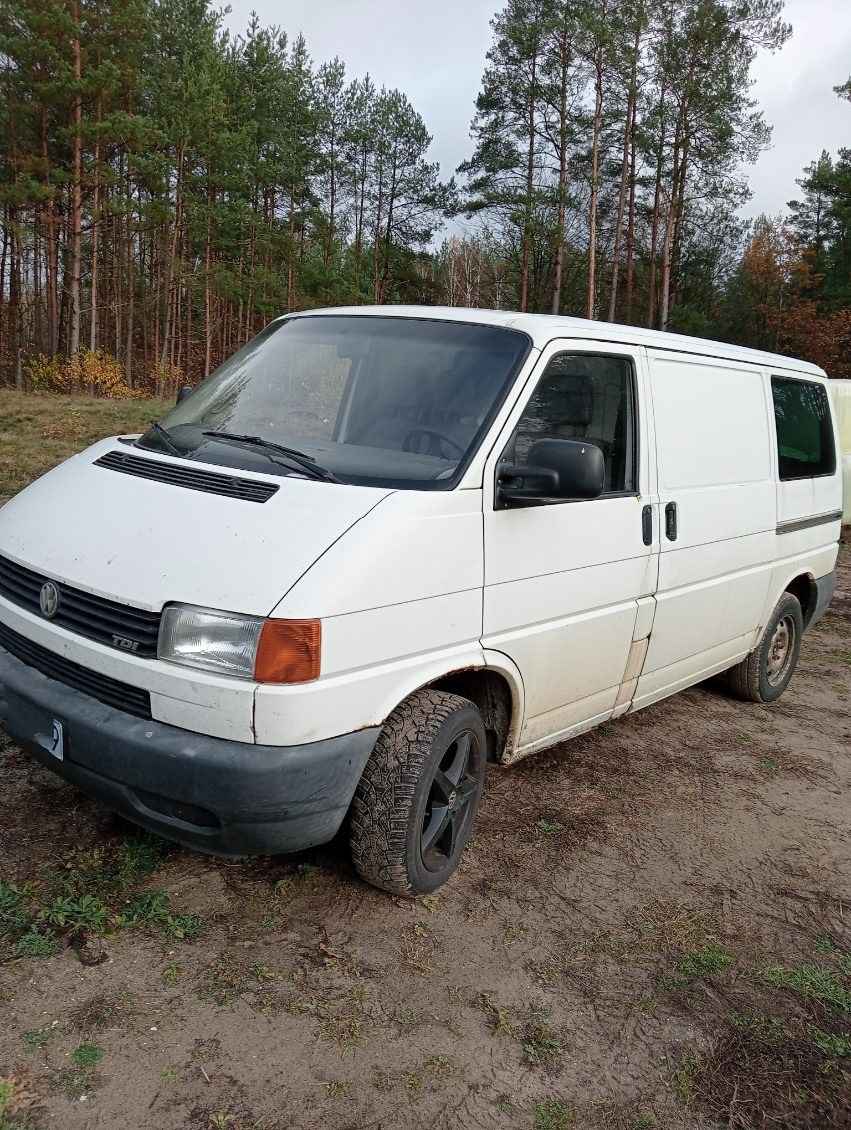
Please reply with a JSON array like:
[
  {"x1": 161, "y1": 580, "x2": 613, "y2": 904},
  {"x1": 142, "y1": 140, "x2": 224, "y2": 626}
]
[{"x1": 0, "y1": 439, "x2": 391, "y2": 615}]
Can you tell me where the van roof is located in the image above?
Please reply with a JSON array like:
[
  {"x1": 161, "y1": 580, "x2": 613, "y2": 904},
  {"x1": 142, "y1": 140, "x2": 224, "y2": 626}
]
[{"x1": 290, "y1": 305, "x2": 826, "y2": 379}]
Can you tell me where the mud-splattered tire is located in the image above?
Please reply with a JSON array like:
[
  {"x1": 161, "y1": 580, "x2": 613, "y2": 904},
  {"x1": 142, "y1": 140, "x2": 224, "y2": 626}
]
[
  {"x1": 349, "y1": 689, "x2": 486, "y2": 896},
  {"x1": 727, "y1": 592, "x2": 804, "y2": 703}
]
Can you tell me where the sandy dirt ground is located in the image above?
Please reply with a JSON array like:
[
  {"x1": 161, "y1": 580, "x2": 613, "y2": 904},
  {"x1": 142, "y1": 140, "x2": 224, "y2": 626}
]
[{"x1": 1, "y1": 541, "x2": 849, "y2": 1130}]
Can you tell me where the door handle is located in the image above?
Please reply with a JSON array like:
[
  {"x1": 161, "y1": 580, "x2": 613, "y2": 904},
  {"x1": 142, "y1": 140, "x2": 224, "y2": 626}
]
[
  {"x1": 641, "y1": 504, "x2": 653, "y2": 546},
  {"x1": 665, "y1": 501, "x2": 678, "y2": 542}
]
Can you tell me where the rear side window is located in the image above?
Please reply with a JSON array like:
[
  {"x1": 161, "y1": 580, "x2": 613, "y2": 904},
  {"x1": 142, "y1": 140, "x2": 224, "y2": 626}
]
[{"x1": 771, "y1": 377, "x2": 835, "y2": 480}]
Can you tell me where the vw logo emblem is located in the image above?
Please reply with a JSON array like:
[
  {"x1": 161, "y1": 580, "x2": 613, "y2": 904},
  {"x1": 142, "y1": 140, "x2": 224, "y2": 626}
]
[{"x1": 39, "y1": 581, "x2": 60, "y2": 619}]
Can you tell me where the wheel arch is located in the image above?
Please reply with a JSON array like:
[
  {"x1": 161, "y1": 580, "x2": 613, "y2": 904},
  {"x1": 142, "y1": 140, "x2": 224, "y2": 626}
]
[
  {"x1": 783, "y1": 572, "x2": 818, "y2": 628},
  {"x1": 429, "y1": 666, "x2": 519, "y2": 763},
  {"x1": 380, "y1": 652, "x2": 524, "y2": 765}
]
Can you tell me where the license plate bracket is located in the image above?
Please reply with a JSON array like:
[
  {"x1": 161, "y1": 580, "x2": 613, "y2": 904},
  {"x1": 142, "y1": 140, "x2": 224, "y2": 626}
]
[{"x1": 35, "y1": 718, "x2": 64, "y2": 762}]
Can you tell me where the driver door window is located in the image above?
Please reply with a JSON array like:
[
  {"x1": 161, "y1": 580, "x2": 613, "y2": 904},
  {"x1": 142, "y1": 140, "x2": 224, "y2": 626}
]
[{"x1": 506, "y1": 353, "x2": 637, "y2": 495}]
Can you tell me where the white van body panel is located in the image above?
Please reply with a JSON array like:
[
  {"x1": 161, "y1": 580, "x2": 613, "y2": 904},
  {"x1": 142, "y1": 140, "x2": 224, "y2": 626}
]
[
  {"x1": 258, "y1": 488, "x2": 486, "y2": 745},
  {"x1": 0, "y1": 438, "x2": 390, "y2": 615},
  {"x1": 635, "y1": 352, "x2": 778, "y2": 705},
  {"x1": 270, "y1": 489, "x2": 483, "y2": 619},
  {"x1": 480, "y1": 339, "x2": 659, "y2": 755}
]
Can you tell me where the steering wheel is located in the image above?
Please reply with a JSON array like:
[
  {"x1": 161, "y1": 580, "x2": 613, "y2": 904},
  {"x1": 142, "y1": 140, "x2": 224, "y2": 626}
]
[{"x1": 403, "y1": 428, "x2": 464, "y2": 459}]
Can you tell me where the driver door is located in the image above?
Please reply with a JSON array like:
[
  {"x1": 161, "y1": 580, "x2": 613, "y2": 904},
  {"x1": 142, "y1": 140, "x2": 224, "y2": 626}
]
[{"x1": 482, "y1": 340, "x2": 659, "y2": 756}]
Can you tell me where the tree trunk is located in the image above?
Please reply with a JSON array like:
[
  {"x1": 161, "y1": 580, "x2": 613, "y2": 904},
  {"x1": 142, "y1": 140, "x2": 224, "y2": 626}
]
[
  {"x1": 159, "y1": 145, "x2": 184, "y2": 368},
  {"x1": 659, "y1": 99, "x2": 688, "y2": 331},
  {"x1": 586, "y1": 41, "x2": 604, "y2": 320},
  {"x1": 9, "y1": 208, "x2": 22, "y2": 387},
  {"x1": 372, "y1": 158, "x2": 385, "y2": 304},
  {"x1": 379, "y1": 147, "x2": 399, "y2": 304},
  {"x1": 0, "y1": 212, "x2": 7, "y2": 374},
  {"x1": 520, "y1": 48, "x2": 538, "y2": 313},
  {"x1": 646, "y1": 98, "x2": 667, "y2": 328},
  {"x1": 205, "y1": 182, "x2": 213, "y2": 376},
  {"x1": 551, "y1": 28, "x2": 570, "y2": 315},
  {"x1": 325, "y1": 119, "x2": 337, "y2": 268},
  {"x1": 624, "y1": 124, "x2": 637, "y2": 323},
  {"x1": 68, "y1": 1, "x2": 83, "y2": 358},
  {"x1": 41, "y1": 111, "x2": 59, "y2": 355},
  {"x1": 354, "y1": 142, "x2": 367, "y2": 277},
  {"x1": 607, "y1": 22, "x2": 640, "y2": 323},
  {"x1": 89, "y1": 97, "x2": 102, "y2": 352}
]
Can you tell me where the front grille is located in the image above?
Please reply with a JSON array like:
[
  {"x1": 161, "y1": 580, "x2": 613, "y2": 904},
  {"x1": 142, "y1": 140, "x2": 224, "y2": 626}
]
[
  {"x1": 0, "y1": 620, "x2": 152, "y2": 719},
  {"x1": 95, "y1": 450, "x2": 279, "y2": 503},
  {"x1": 0, "y1": 554, "x2": 161, "y2": 658}
]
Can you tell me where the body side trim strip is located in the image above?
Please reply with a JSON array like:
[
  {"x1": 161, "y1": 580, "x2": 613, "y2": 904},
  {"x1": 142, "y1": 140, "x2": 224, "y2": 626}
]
[{"x1": 776, "y1": 510, "x2": 842, "y2": 535}]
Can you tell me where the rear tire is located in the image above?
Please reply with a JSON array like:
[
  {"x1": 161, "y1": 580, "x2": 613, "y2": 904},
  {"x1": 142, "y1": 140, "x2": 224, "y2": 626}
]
[
  {"x1": 727, "y1": 592, "x2": 803, "y2": 703},
  {"x1": 349, "y1": 689, "x2": 486, "y2": 896}
]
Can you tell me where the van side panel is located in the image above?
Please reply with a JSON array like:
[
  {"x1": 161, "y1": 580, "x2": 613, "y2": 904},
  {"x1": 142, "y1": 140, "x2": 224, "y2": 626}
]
[{"x1": 635, "y1": 353, "x2": 776, "y2": 705}]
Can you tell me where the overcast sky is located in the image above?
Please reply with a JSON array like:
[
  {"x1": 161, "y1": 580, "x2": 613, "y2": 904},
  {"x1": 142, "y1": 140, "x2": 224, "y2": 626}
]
[{"x1": 225, "y1": 0, "x2": 851, "y2": 224}]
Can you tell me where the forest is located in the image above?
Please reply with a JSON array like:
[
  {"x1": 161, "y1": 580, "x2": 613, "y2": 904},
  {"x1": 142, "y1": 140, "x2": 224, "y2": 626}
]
[{"x1": 0, "y1": 0, "x2": 850, "y2": 396}]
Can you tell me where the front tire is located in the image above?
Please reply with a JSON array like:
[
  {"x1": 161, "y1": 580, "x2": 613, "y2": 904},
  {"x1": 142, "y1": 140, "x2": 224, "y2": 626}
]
[
  {"x1": 727, "y1": 592, "x2": 804, "y2": 703},
  {"x1": 349, "y1": 689, "x2": 486, "y2": 896}
]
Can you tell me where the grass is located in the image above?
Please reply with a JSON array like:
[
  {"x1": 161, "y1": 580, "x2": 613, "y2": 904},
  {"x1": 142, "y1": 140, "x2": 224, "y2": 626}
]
[
  {"x1": 0, "y1": 882, "x2": 29, "y2": 932},
  {"x1": 70, "y1": 1044, "x2": 103, "y2": 1070},
  {"x1": 0, "y1": 835, "x2": 202, "y2": 960},
  {"x1": 0, "y1": 1081, "x2": 11, "y2": 1123},
  {"x1": 0, "y1": 389, "x2": 171, "y2": 498},
  {"x1": 52, "y1": 1042, "x2": 106, "y2": 1102},
  {"x1": 761, "y1": 962, "x2": 851, "y2": 1013},
  {"x1": 671, "y1": 1055, "x2": 698, "y2": 1106},
  {"x1": 162, "y1": 961, "x2": 183, "y2": 985},
  {"x1": 13, "y1": 929, "x2": 59, "y2": 959},
  {"x1": 21, "y1": 1028, "x2": 53, "y2": 1051},
  {"x1": 809, "y1": 1027, "x2": 851, "y2": 1056},
  {"x1": 535, "y1": 818, "x2": 565, "y2": 837},
  {"x1": 119, "y1": 890, "x2": 202, "y2": 939},
  {"x1": 659, "y1": 941, "x2": 735, "y2": 990},
  {"x1": 522, "y1": 1020, "x2": 563, "y2": 1066},
  {"x1": 675, "y1": 941, "x2": 735, "y2": 980},
  {"x1": 533, "y1": 1099, "x2": 574, "y2": 1129},
  {"x1": 678, "y1": 938, "x2": 851, "y2": 1128},
  {"x1": 0, "y1": 1072, "x2": 38, "y2": 1129}
]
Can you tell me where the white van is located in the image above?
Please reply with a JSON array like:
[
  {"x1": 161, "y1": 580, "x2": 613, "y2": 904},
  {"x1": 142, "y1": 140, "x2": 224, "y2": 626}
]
[{"x1": 0, "y1": 308, "x2": 842, "y2": 894}]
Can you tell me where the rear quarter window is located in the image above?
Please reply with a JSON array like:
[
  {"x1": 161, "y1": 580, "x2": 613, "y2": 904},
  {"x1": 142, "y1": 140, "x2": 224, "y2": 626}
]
[{"x1": 771, "y1": 377, "x2": 836, "y2": 480}]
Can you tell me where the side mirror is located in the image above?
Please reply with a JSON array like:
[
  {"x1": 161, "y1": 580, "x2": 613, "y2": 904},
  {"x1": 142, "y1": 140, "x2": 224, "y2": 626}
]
[
  {"x1": 496, "y1": 438, "x2": 605, "y2": 508},
  {"x1": 176, "y1": 385, "x2": 194, "y2": 404}
]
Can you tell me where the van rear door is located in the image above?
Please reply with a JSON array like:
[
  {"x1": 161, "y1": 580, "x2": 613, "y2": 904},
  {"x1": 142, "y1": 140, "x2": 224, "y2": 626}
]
[{"x1": 635, "y1": 351, "x2": 776, "y2": 710}]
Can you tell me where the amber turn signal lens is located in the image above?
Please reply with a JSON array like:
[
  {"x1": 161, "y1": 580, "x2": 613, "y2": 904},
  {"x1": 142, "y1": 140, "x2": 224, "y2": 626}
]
[{"x1": 254, "y1": 619, "x2": 321, "y2": 684}]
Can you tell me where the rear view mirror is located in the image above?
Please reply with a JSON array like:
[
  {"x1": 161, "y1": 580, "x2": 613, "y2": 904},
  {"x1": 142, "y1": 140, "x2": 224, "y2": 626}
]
[
  {"x1": 496, "y1": 438, "x2": 605, "y2": 508},
  {"x1": 176, "y1": 385, "x2": 194, "y2": 404}
]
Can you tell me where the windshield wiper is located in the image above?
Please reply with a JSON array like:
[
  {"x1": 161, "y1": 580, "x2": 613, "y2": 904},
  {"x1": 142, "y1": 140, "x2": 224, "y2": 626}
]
[
  {"x1": 146, "y1": 420, "x2": 181, "y2": 456},
  {"x1": 202, "y1": 431, "x2": 339, "y2": 483}
]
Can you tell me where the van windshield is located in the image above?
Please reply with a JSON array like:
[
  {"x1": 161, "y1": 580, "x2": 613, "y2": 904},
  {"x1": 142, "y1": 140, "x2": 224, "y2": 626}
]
[{"x1": 138, "y1": 316, "x2": 530, "y2": 490}]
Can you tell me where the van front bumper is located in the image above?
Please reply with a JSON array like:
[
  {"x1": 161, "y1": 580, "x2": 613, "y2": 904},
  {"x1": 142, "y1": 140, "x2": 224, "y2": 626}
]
[{"x1": 0, "y1": 645, "x2": 379, "y2": 856}]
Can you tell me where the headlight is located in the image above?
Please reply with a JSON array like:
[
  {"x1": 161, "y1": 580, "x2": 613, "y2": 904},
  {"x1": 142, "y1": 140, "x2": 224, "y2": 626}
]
[{"x1": 158, "y1": 604, "x2": 321, "y2": 684}]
